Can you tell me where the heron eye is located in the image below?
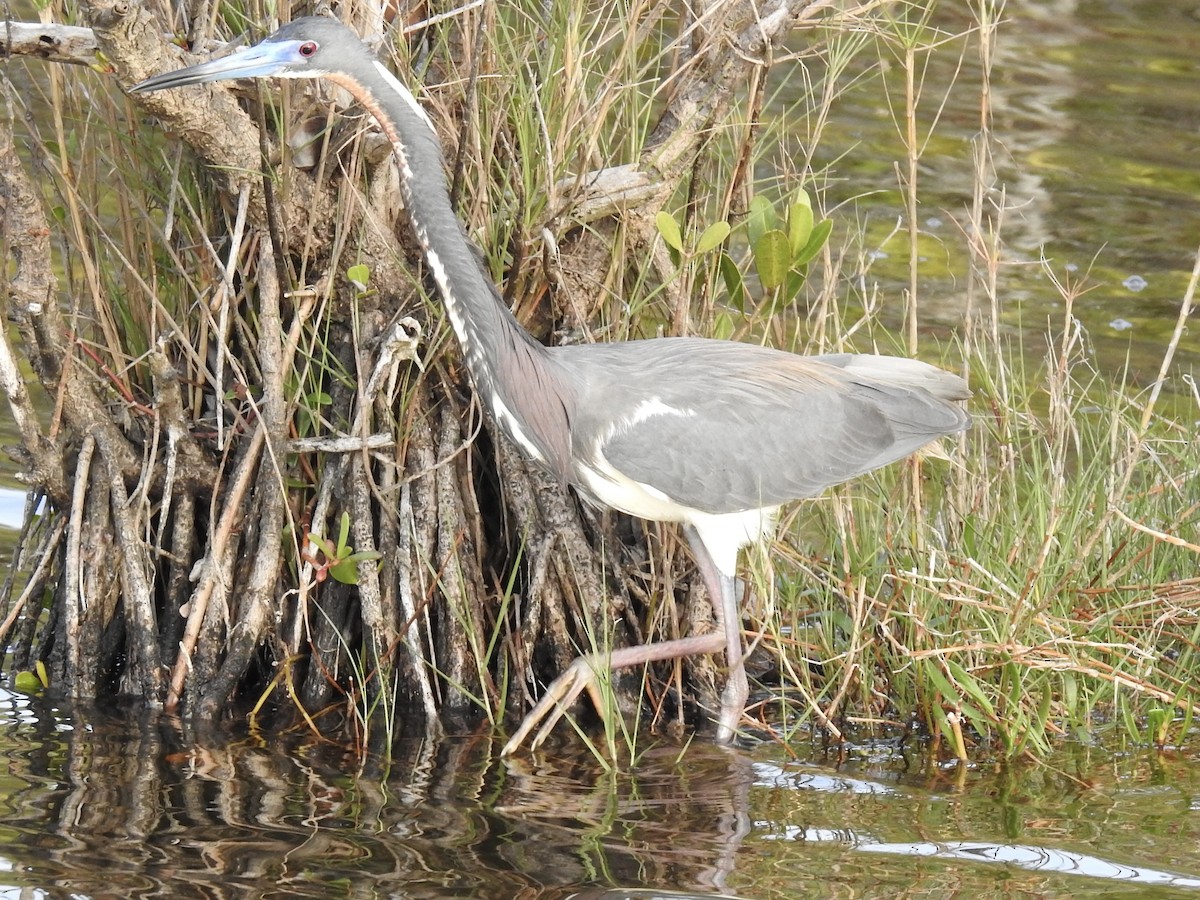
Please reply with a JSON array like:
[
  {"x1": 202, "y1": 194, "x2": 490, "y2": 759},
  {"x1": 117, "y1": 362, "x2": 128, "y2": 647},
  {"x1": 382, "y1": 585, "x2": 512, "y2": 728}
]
[{"x1": 298, "y1": 41, "x2": 318, "y2": 57}]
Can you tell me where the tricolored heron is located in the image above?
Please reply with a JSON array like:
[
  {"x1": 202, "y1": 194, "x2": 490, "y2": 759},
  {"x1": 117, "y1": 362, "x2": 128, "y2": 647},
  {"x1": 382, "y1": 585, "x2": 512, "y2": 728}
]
[{"x1": 131, "y1": 17, "x2": 971, "y2": 755}]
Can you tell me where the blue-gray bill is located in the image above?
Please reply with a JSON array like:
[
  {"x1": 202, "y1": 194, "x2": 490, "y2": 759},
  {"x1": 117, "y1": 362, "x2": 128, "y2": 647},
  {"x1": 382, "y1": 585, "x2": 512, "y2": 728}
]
[{"x1": 130, "y1": 39, "x2": 310, "y2": 93}]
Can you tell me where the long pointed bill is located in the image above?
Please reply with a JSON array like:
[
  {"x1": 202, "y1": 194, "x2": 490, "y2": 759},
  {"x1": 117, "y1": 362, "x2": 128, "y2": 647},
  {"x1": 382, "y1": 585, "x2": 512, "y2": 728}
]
[{"x1": 130, "y1": 40, "x2": 305, "y2": 93}]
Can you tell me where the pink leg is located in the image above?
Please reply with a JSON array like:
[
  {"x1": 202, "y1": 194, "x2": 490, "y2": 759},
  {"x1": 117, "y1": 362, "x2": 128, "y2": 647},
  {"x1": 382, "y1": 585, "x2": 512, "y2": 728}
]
[
  {"x1": 500, "y1": 632, "x2": 727, "y2": 755},
  {"x1": 684, "y1": 526, "x2": 747, "y2": 744},
  {"x1": 500, "y1": 527, "x2": 748, "y2": 755}
]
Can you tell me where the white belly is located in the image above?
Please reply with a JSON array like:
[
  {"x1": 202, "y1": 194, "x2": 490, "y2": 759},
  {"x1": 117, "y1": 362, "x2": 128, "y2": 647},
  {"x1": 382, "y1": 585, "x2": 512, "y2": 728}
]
[{"x1": 576, "y1": 454, "x2": 778, "y2": 577}]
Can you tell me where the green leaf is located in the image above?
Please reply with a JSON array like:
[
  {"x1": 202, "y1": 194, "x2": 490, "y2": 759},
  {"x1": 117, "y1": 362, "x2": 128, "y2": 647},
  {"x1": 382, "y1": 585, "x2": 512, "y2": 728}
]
[
  {"x1": 718, "y1": 252, "x2": 746, "y2": 312},
  {"x1": 753, "y1": 229, "x2": 791, "y2": 290},
  {"x1": 1147, "y1": 707, "x2": 1172, "y2": 746},
  {"x1": 923, "y1": 661, "x2": 961, "y2": 704},
  {"x1": 746, "y1": 195, "x2": 776, "y2": 246},
  {"x1": 929, "y1": 703, "x2": 965, "y2": 758},
  {"x1": 712, "y1": 311, "x2": 735, "y2": 341},
  {"x1": 347, "y1": 264, "x2": 371, "y2": 291},
  {"x1": 1062, "y1": 671, "x2": 1078, "y2": 713},
  {"x1": 784, "y1": 270, "x2": 808, "y2": 304},
  {"x1": 14, "y1": 671, "x2": 43, "y2": 693},
  {"x1": 1033, "y1": 685, "x2": 1052, "y2": 730},
  {"x1": 329, "y1": 558, "x2": 361, "y2": 585},
  {"x1": 695, "y1": 220, "x2": 731, "y2": 255},
  {"x1": 794, "y1": 219, "x2": 833, "y2": 267},
  {"x1": 330, "y1": 551, "x2": 382, "y2": 585},
  {"x1": 958, "y1": 700, "x2": 993, "y2": 739},
  {"x1": 1179, "y1": 693, "x2": 1194, "y2": 741},
  {"x1": 655, "y1": 211, "x2": 684, "y2": 253},
  {"x1": 824, "y1": 609, "x2": 857, "y2": 634},
  {"x1": 787, "y1": 201, "x2": 814, "y2": 257},
  {"x1": 946, "y1": 659, "x2": 997, "y2": 720},
  {"x1": 1002, "y1": 661, "x2": 1022, "y2": 709},
  {"x1": 307, "y1": 534, "x2": 335, "y2": 557}
]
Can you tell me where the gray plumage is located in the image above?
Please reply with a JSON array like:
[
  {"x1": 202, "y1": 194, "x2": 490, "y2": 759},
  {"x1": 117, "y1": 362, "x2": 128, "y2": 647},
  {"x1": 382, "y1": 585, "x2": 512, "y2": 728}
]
[{"x1": 559, "y1": 343, "x2": 968, "y2": 514}]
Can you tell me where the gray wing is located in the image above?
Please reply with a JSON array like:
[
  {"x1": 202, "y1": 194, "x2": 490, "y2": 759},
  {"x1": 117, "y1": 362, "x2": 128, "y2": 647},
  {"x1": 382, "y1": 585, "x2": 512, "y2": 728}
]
[{"x1": 558, "y1": 340, "x2": 969, "y2": 515}]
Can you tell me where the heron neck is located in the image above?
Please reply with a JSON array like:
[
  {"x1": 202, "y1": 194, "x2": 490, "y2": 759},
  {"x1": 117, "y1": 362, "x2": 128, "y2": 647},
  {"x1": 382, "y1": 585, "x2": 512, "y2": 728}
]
[{"x1": 349, "y1": 68, "x2": 574, "y2": 477}]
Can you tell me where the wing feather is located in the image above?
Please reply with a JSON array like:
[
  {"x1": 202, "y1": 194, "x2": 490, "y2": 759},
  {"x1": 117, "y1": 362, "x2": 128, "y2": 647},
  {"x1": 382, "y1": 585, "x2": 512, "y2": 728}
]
[{"x1": 554, "y1": 340, "x2": 969, "y2": 515}]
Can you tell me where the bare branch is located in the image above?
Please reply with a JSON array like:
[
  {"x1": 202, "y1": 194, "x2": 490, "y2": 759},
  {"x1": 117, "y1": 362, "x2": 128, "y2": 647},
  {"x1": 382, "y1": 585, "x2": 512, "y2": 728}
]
[{"x1": 0, "y1": 21, "x2": 98, "y2": 66}]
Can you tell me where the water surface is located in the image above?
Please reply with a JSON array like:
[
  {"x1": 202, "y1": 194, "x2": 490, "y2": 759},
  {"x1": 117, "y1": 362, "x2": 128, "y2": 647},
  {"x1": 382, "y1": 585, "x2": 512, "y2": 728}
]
[
  {"x1": 1, "y1": 690, "x2": 1199, "y2": 898},
  {"x1": 796, "y1": 0, "x2": 1199, "y2": 385}
]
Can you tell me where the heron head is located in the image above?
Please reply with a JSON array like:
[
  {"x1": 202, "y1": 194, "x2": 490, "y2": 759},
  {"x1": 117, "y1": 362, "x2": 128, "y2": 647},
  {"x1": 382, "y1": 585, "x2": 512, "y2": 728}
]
[{"x1": 130, "y1": 17, "x2": 360, "y2": 93}]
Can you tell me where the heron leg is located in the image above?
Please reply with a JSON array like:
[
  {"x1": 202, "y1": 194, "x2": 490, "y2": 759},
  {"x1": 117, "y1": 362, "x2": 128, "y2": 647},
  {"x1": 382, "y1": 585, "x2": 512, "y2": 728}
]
[
  {"x1": 500, "y1": 632, "x2": 727, "y2": 756},
  {"x1": 501, "y1": 527, "x2": 748, "y2": 757},
  {"x1": 684, "y1": 526, "x2": 747, "y2": 744}
]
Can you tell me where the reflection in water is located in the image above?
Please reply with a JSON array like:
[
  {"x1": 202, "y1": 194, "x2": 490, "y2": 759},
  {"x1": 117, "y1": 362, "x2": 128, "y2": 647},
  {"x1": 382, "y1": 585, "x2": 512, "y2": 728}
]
[
  {"x1": 752, "y1": 760, "x2": 901, "y2": 796},
  {"x1": 1, "y1": 690, "x2": 1200, "y2": 898},
  {"x1": 753, "y1": 756, "x2": 1200, "y2": 893},
  {"x1": 857, "y1": 841, "x2": 1200, "y2": 890},
  {"x1": 0, "y1": 690, "x2": 762, "y2": 898}
]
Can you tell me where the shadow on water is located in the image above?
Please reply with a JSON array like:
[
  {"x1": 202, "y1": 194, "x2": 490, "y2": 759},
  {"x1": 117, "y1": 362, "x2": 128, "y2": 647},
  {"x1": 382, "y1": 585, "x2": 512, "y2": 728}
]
[{"x1": 0, "y1": 690, "x2": 1199, "y2": 898}]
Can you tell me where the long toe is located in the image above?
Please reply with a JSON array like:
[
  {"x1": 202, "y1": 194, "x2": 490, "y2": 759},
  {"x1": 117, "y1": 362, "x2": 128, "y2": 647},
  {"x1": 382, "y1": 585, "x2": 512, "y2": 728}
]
[{"x1": 501, "y1": 656, "x2": 601, "y2": 756}]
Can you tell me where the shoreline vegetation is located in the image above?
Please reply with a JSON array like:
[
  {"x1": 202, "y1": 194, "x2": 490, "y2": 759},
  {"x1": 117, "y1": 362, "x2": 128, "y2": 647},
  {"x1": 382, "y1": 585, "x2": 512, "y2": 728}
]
[{"x1": 0, "y1": 0, "x2": 1196, "y2": 761}]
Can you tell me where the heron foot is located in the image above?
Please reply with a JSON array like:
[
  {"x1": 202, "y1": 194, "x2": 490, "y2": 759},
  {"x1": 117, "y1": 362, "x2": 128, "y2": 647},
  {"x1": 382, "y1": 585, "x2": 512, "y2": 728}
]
[
  {"x1": 714, "y1": 662, "x2": 749, "y2": 744},
  {"x1": 500, "y1": 632, "x2": 731, "y2": 755},
  {"x1": 500, "y1": 656, "x2": 608, "y2": 756}
]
